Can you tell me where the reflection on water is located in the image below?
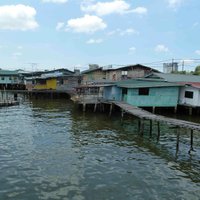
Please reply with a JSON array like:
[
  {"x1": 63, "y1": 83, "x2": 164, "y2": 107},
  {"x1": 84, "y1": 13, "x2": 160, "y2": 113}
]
[{"x1": 0, "y1": 99, "x2": 200, "y2": 200}]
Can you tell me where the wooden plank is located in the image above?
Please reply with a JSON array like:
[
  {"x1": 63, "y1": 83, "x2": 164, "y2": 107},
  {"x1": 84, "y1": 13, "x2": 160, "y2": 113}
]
[{"x1": 112, "y1": 101, "x2": 200, "y2": 132}]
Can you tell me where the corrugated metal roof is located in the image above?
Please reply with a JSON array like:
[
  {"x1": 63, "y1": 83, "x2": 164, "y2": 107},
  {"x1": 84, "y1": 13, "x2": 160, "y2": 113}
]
[
  {"x1": 0, "y1": 70, "x2": 19, "y2": 75},
  {"x1": 117, "y1": 79, "x2": 181, "y2": 88},
  {"x1": 147, "y1": 72, "x2": 200, "y2": 83}
]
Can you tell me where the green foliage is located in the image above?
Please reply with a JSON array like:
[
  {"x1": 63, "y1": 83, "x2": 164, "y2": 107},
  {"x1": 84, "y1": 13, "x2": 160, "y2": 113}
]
[{"x1": 193, "y1": 65, "x2": 200, "y2": 75}]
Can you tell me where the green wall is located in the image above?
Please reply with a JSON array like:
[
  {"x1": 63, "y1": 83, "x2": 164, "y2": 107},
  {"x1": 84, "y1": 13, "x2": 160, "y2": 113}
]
[{"x1": 125, "y1": 87, "x2": 179, "y2": 107}]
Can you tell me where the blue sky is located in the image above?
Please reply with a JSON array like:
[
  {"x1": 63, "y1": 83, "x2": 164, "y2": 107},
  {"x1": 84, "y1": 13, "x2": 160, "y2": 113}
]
[{"x1": 0, "y1": 0, "x2": 200, "y2": 72}]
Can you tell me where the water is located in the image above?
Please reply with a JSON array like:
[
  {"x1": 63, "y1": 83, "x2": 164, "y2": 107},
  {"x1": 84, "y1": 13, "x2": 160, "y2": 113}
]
[{"x1": 0, "y1": 99, "x2": 200, "y2": 200}]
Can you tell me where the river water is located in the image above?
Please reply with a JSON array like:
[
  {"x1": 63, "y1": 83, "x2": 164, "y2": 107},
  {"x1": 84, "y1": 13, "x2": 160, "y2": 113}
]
[{"x1": 0, "y1": 98, "x2": 200, "y2": 200}]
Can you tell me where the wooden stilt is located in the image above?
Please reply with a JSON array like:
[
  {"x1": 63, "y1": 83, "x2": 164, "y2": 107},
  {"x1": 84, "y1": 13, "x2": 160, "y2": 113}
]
[
  {"x1": 94, "y1": 103, "x2": 97, "y2": 112},
  {"x1": 157, "y1": 121, "x2": 160, "y2": 141},
  {"x1": 83, "y1": 103, "x2": 86, "y2": 112},
  {"x1": 138, "y1": 119, "x2": 141, "y2": 133},
  {"x1": 189, "y1": 107, "x2": 192, "y2": 116},
  {"x1": 102, "y1": 104, "x2": 105, "y2": 112},
  {"x1": 140, "y1": 119, "x2": 144, "y2": 136},
  {"x1": 189, "y1": 129, "x2": 194, "y2": 154},
  {"x1": 149, "y1": 120, "x2": 152, "y2": 138},
  {"x1": 176, "y1": 128, "x2": 180, "y2": 155},
  {"x1": 109, "y1": 103, "x2": 113, "y2": 116},
  {"x1": 121, "y1": 109, "x2": 124, "y2": 118},
  {"x1": 174, "y1": 106, "x2": 177, "y2": 114}
]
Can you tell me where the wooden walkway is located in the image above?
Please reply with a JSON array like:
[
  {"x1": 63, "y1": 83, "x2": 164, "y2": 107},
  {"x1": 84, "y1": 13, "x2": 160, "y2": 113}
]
[
  {"x1": 0, "y1": 100, "x2": 19, "y2": 107},
  {"x1": 113, "y1": 101, "x2": 200, "y2": 131}
]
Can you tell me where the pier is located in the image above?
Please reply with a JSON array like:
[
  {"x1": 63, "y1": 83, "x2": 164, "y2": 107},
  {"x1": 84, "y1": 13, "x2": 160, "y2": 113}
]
[
  {"x1": 105, "y1": 100, "x2": 200, "y2": 155},
  {"x1": 76, "y1": 98, "x2": 200, "y2": 155}
]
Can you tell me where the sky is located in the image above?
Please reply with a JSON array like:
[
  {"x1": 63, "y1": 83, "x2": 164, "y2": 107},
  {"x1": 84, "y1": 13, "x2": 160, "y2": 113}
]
[{"x1": 0, "y1": 0, "x2": 200, "y2": 72}]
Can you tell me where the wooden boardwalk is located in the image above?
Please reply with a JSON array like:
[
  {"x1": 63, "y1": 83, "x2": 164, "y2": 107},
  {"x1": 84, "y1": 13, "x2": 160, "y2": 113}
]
[
  {"x1": 0, "y1": 100, "x2": 19, "y2": 107},
  {"x1": 113, "y1": 101, "x2": 200, "y2": 131}
]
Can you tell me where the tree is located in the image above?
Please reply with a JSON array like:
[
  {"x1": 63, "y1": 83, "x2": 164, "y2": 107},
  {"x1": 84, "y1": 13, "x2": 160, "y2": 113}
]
[{"x1": 193, "y1": 65, "x2": 200, "y2": 75}]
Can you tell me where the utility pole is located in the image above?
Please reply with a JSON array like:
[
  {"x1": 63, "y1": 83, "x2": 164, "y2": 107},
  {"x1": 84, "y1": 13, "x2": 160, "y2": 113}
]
[{"x1": 182, "y1": 60, "x2": 184, "y2": 72}]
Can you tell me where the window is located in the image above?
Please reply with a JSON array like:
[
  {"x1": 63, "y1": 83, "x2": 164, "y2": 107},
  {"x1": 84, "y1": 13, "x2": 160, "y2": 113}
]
[
  {"x1": 1, "y1": 77, "x2": 5, "y2": 80},
  {"x1": 185, "y1": 91, "x2": 193, "y2": 99},
  {"x1": 139, "y1": 88, "x2": 149, "y2": 95},
  {"x1": 122, "y1": 71, "x2": 127, "y2": 75},
  {"x1": 122, "y1": 88, "x2": 127, "y2": 95}
]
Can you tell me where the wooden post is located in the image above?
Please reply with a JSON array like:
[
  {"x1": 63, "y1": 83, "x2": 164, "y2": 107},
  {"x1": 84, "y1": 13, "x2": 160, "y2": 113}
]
[
  {"x1": 149, "y1": 120, "x2": 152, "y2": 138},
  {"x1": 189, "y1": 129, "x2": 194, "y2": 154},
  {"x1": 109, "y1": 103, "x2": 113, "y2": 116},
  {"x1": 174, "y1": 106, "x2": 177, "y2": 114},
  {"x1": 94, "y1": 103, "x2": 97, "y2": 112},
  {"x1": 138, "y1": 119, "x2": 141, "y2": 133},
  {"x1": 157, "y1": 121, "x2": 160, "y2": 141},
  {"x1": 152, "y1": 107, "x2": 155, "y2": 114},
  {"x1": 176, "y1": 128, "x2": 180, "y2": 155},
  {"x1": 140, "y1": 119, "x2": 144, "y2": 136},
  {"x1": 121, "y1": 109, "x2": 124, "y2": 119},
  {"x1": 83, "y1": 103, "x2": 86, "y2": 112},
  {"x1": 189, "y1": 107, "x2": 192, "y2": 116}
]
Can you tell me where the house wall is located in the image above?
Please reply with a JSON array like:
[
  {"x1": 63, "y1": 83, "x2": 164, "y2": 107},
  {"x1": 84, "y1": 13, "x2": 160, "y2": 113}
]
[
  {"x1": 56, "y1": 77, "x2": 80, "y2": 92},
  {"x1": 0, "y1": 76, "x2": 20, "y2": 84},
  {"x1": 125, "y1": 87, "x2": 179, "y2": 107},
  {"x1": 34, "y1": 78, "x2": 57, "y2": 90},
  {"x1": 83, "y1": 70, "x2": 106, "y2": 83},
  {"x1": 179, "y1": 86, "x2": 200, "y2": 107},
  {"x1": 103, "y1": 86, "x2": 122, "y2": 101},
  {"x1": 105, "y1": 68, "x2": 150, "y2": 81}
]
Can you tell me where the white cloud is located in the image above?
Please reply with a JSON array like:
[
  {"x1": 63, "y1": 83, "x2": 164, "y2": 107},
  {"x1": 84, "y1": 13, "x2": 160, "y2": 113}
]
[
  {"x1": 120, "y1": 28, "x2": 139, "y2": 36},
  {"x1": 107, "y1": 28, "x2": 139, "y2": 36},
  {"x1": 56, "y1": 22, "x2": 65, "y2": 31},
  {"x1": 130, "y1": 7, "x2": 147, "y2": 14},
  {"x1": 66, "y1": 15, "x2": 107, "y2": 33},
  {"x1": 81, "y1": 0, "x2": 147, "y2": 16},
  {"x1": 168, "y1": 0, "x2": 184, "y2": 8},
  {"x1": 195, "y1": 50, "x2": 200, "y2": 55},
  {"x1": 86, "y1": 38, "x2": 103, "y2": 44},
  {"x1": 129, "y1": 46, "x2": 136, "y2": 54},
  {"x1": 0, "y1": 4, "x2": 38, "y2": 31},
  {"x1": 155, "y1": 44, "x2": 169, "y2": 53},
  {"x1": 42, "y1": 0, "x2": 68, "y2": 3}
]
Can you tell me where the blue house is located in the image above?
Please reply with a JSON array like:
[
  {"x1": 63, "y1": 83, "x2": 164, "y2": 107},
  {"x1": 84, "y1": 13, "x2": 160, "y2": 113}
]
[{"x1": 103, "y1": 79, "x2": 181, "y2": 109}]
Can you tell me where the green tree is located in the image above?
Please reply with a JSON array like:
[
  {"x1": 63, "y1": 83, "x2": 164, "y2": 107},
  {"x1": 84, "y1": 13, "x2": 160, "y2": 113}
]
[{"x1": 193, "y1": 65, "x2": 200, "y2": 75}]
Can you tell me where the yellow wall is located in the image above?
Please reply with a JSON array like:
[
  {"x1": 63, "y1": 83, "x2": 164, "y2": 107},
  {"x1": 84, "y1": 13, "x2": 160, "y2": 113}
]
[{"x1": 34, "y1": 78, "x2": 57, "y2": 90}]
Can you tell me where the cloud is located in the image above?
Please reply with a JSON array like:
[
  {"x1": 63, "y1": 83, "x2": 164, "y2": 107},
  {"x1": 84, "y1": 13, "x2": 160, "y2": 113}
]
[
  {"x1": 81, "y1": 0, "x2": 147, "y2": 16},
  {"x1": 56, "y1": 22, "x2": 65, "y2": 31},
  {"x1": 0, "y1": 4, "x2": 38, "y2": 31},
  {"x1": 86, "y1": 38, "x2": 103, "y2": 44},
  {"x1": 195, "y1": 50, "x2": 200, "y2": 55},
  {"x1": 129, "y1": 46, "x2": 136, "y2": 54},
  {"x1": 42, "y1": 0, "x2": 68, "y2": 3},
  {"x1": 107, "y1": 28, "x2": 139, "y2": 36},
  {"x1": 129, "y1": 7, "x2": 147, "y2": 14},
  {"x1": 168, "y1": 0, "x2": 184, "y2": 8},
  {"x1": 155, "y1": 44, "x2": 169, "y2": 53},
  {"x1": 66, "y1": 15, "x2": 107, "y2": 33},
  {"x1": 119, "y1": 28, "x2": 139, "y2": 36}
]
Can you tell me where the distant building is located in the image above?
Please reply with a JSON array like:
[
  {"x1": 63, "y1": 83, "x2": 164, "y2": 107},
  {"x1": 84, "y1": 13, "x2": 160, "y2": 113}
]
[
  {"x1": 0, "y1": 69, "x2": 25, "y2": 90},
  {"x1": 81, "y1": 64, "x2": 159, "y2": 84},
  {"x1": 25, "y1": 68, "x2": 81, "y2": 94},
  {"x1": 163, "y1": 62, "x2": 179, "y2": 73}
]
